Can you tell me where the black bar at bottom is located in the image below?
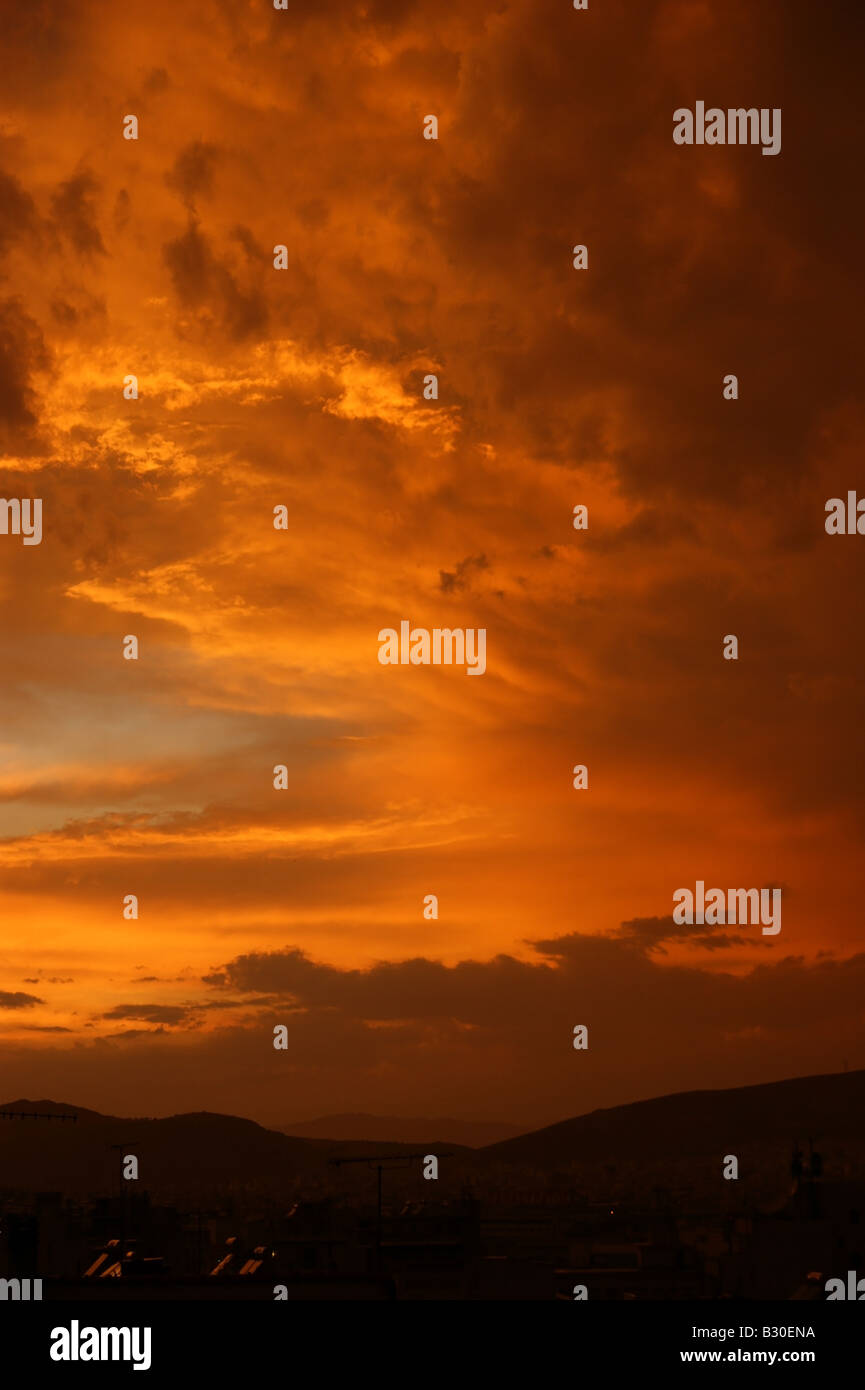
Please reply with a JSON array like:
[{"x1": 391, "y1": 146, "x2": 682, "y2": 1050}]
[{"x1": 0, "y1": 1298, "x2": 857, "y2": 1376}]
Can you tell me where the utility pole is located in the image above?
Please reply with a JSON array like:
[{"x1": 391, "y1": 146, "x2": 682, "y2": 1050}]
[
  {"x1": 108, "y1": 1139, "x2": 141, "y2": 1259},
  {"x1": 328, "y1": 1152, "x2": 453, "y2": 1272}
]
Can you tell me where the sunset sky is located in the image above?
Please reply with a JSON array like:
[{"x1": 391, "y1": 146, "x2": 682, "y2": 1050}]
[{"x1": 1, "y1": 0, "x2": 863, "y2": 1130}]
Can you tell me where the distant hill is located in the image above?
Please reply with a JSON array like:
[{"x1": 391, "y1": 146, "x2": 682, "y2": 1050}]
[
  {"x1": 0, "y1": 1099, "x2": 464, "y2": 1195},
  {"x1": 4, "y1": 1071, "x2": 864, "y2": 1197},
  {"x1": 481, "y1": 1069, "x2": 865, "y2": 1165},
  {"x1": 281, "y1": 1113, "x2": 521, "y2": 1147},
  {"x1": 1, "y1": 1099, "x2": 108, "y2": 1123}
]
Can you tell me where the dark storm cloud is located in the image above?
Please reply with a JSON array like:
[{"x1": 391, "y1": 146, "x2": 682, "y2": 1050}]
[
  {"x1": 0, "y1": 991, "x2": 43, "y2": 1009},
  {"x1": 17, "y1": 1024, "x2": 73, "y2": 1033},
  {"x1": 162, "y1": 218, "x2": 211, "y2": 304},
  {"x1": 0, "y1": 169, "x2": 37, "y2": 255},
  {"x1": 164, "y1": 141, "x2": 222, "y2": 206},
  {"x1": 162, "y1": 216, "x2": 268, "y2": 338},
  {"x1": 49, "y1": 171, "x2": 106, "y2": 256},
  {"x1": 100, "y1": 1003, "x2": 192, "y2": 1025},
  {"x1": 0, "y1": 297, "x2": 49, "y2": 449},
  {"x1": 203, "y1": 928, "x2": 865, "y2": 1040},
  {"x1": 438, "y1": 553, "x2": 489, "y2": 593},
  {"x1": 100, "y1": 1027, "x2": 168, "y2": 1041},
  {"x1": 99, "y1": 999, "x2": 244, "y2": 1026},
  {"x1": 612, "y1": 915, "x2": 761, "y2": 954}
]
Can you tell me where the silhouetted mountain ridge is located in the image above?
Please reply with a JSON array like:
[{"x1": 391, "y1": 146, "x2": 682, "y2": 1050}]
[
  {"x1": 3, "y1": 1070, "x2": 863, "y2": 1194},
  {"x1": 0, "y1": 1099, "x2": 468, "y2": 1193},
  {"x1": 1, "y1": 1098, "x2": 109, "y2": 1122},
  {"x1": 481, "y1": 1069, "x2": 865, "y2": 1164}
]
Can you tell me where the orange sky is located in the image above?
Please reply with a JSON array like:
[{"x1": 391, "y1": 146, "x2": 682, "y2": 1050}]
[{"x1": 0, "y1": 0, "x2": 863, "y2": 1129}]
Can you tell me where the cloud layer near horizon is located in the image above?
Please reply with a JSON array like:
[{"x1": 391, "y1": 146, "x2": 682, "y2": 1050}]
[{"x1": 5, "y1": 922, "x2": 865, "y2": 1128}]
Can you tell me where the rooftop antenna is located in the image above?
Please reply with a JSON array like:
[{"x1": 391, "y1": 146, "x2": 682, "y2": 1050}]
[{"x1": 328, "y1": 1152, "x2": 454, "y2": 1269}]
